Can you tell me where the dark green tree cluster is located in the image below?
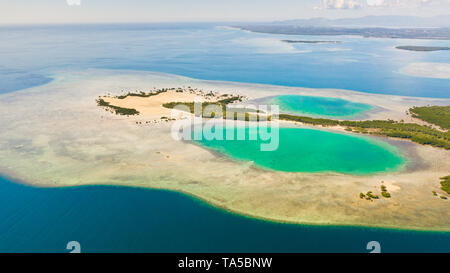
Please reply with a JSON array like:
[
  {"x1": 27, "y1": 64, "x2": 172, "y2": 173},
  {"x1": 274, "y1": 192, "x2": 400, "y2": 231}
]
[
  {"x1": 216, "y1": 95, "x2": 244, "y2": 104},
  {"x1": 409, "y1": 106, "x2": 450, "y2": 130},
  {"x1": 440, "y1": 175, "x2": 450, "y2": 194},
  {"x1": 360, "y1": 191, "x2": 379, "y2": 201},
  {"x1": 380, "y1": 185, "x2": 391, "y2": 198},
  {"x1": 96, "y1": 98, "x2": 140, "y2": 116},
  {"x1": 116, "y1": 88, "x2": 170, "y2": 99},
  {"x1": 279, "y1": 113, "x2": 450, "y2": 150}
]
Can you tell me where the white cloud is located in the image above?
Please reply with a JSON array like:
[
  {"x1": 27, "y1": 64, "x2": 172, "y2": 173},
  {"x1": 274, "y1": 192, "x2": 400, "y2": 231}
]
[
  {"x1": 66, "y1": 0, "x2": 81, "y2": 6},
  {"x1": 366, "y1": 0, "x2": 441, "y2": 8},
  {"x1": 322, "y1": 0, "x2": 362, "y2": 9},
  {"x1": 318, "y1": 0, "x2": 448, "y2": 10}
]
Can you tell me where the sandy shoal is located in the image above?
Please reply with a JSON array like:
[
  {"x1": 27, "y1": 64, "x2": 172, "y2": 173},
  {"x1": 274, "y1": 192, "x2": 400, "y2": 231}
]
[{"x1": 400, "y1": 62, "x2": 450, "y2": 79}]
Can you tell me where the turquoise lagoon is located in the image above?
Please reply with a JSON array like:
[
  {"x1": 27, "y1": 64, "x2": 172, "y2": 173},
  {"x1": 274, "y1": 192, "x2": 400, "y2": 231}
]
[
  {"x1": 195, "y1": 127, "x2": 404, "y2": 174},
  {"x1": 271, "y1": 95, "x2": 373, "y2": 119}
]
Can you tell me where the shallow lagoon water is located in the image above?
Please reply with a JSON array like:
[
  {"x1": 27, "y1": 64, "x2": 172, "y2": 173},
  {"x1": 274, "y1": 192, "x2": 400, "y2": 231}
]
[
  {"x1": 272, "y1": 95, "x2": 373, "y2": 119},
  {"x1": 195, "y1": 127, "x2": 404, "y2": 174}
]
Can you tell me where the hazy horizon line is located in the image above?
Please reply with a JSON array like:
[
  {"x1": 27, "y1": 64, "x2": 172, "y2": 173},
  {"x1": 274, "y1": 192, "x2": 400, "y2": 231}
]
[{"x1": 1, "y1": 13, "x2": 450, "y2": 27}]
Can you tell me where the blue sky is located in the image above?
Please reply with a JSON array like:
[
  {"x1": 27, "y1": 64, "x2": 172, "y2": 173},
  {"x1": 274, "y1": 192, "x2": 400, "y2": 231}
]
[{"x1": 0, "y1": 0, "x2": 449, "y2": 24}]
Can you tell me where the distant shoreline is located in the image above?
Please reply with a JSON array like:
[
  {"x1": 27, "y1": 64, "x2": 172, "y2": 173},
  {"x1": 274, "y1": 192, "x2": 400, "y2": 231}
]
[
  {"x1": 234, "y1": 25, "x2": 450, "y2": 40},
  {"x1": 396, "y1": 46, "x2": 450, "y2": 52}
]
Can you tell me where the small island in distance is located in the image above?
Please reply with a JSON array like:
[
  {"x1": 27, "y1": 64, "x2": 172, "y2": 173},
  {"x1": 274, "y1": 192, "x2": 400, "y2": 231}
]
[
  {"x1": 282, "y1": 40, "x2": 341, "y2": 44},
  {"x1": 396, "y1": 46, "x2": 450, "y2": 52}
]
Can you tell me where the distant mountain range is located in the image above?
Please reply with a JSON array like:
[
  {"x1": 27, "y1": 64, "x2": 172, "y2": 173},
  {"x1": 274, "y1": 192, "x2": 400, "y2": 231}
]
[{"x1": 271, "y1": 15, "x2": 450, "y2": 28}]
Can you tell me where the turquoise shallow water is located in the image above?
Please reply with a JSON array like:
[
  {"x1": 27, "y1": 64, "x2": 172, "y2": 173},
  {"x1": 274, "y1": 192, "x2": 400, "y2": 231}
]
[
  {"x1": 0, "y1": 176, "x2": 449, "y2": 253},
  {"x1": 195, "y1": 127, "x2": 404, "y2": 174},
  {"x1": 272, "y1": 95, "x2": 373, "y2": 119}
]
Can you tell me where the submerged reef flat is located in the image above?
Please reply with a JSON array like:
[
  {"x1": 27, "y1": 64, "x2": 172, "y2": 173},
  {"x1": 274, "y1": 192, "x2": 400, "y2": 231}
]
[
  {"x1": 282, "y1": 40, "x2": 341, "y2": 44},
  {"x1": 0, "y1": 69, "x2": 449, "y2": 231},
  {"x1": 400, "y1": 62, "x2": 450, "y2": 79}
]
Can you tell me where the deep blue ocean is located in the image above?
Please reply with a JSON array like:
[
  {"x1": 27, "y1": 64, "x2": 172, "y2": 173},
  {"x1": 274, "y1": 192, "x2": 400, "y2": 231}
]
[
  {"x1": 0, "y1": 23, "x2": 449, "y2": 252},
  {"x1": 0, "y1": 177, "x2": 449, "y2": 253}
]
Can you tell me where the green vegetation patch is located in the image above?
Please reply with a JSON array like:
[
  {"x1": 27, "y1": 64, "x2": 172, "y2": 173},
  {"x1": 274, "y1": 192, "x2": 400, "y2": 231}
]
[
  {"x1": 381, "y1": 191, "x2": 391, "y2": 198},
  {"x1": 409, "y1": 106, "x2": 450, "y2": 130},
  {"x1": 366, "y1": 191, "x2": 379, "y2": 199},
  {"x1": 361, "y1": 182, "x2": 393, "y2": 200},
  {"x1": 440, "y1": 175, "x2": 450, "y2": 194},
  {"x1": 216, "y1": 96, "x2": 244, "y2": 104},
  {"x1": 116, "y1": 88, "x2": 170, "y2": 99},
  {"x1": 279, "y1": 112, "x2": 450, "y2": 150},
  {"x1": 96, "y1": 98, "x2": 140, "y2": 116},
  {"x1": 380, "y1": 185, "x2": 391, "y2": 198}
]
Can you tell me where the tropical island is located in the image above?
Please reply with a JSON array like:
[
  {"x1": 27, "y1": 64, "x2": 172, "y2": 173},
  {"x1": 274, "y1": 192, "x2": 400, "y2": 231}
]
[
  {"x1": 99, "y1": 84, "x2": 450, "y2": 198},
  {"x1": 127, "y1": 93, "x2": 449, "y2": 150},
  {"x1": 0, "y1": 70, "x2": 449, "y2": 232},
  {"x1": 396, "y1": 46, "x2": 450, "y2": 52}
]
